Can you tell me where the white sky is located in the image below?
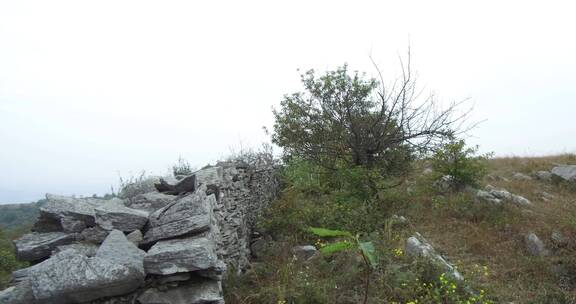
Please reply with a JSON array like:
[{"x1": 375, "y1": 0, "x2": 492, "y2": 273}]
[{"x1": 1, "y1": 0, "x2": 575, "y2": 203}]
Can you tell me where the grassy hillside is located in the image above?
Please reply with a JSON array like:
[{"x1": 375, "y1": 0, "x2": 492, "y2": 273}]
[
  {"x1": 223, "y1": 154, "x2": 576, "y2": 303},
  {"x1": 0, "y1": 201, "x2": 43, "y2": 233}
]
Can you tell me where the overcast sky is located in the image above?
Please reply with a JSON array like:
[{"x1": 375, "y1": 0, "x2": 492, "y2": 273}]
[{"x1": 1, "y1": 0, "x2": 575, "y2": 203}]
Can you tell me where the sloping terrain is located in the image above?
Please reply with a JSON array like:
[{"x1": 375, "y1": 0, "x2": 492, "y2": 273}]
[{"x1": 224, "y1": 155, "x2": 576, "y2": 303}]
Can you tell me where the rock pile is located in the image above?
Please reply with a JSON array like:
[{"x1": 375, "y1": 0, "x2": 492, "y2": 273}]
[{"x1": 0, "y1": 160, "x2": 280, "y2": 304}]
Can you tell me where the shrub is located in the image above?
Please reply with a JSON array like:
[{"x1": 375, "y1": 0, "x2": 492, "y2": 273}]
[
  {"x1": 431, "y1": 139, "x2": 491, "y2": 190},
  {"x1": 272, "y1": 59, "x2": 469, "y2": 173}
]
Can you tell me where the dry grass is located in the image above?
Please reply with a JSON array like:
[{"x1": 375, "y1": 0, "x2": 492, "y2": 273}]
[{"x1": 407, "y1": 154, "x2": 576, "y2": 303}]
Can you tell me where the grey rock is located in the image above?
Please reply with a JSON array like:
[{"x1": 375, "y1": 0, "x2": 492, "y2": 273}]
[
  {"x1": 510, "y1": 194, "x2": 531, "y2": 206},
  {"x1": 406, "y1": 233, "x2": 463, "y2": 281},
  {"x1": 126, "y1": 230, "x2": 143, "y2": 246},
  {"x1": 126, "y1": 192, "x2": 176, "y2": 212},
  {"x1": 0, "y1": 281, "x2": 35, "y2": 304},
  {"x1": 14, "y1": 232, "x2": 79, "y2": 261},
  {"x1": 196, "y1": 260, "x2": 227, "y2": 281},
  {"x1": 391, "y1": 215, "x2": 408, "y2": 224},
  {"x1": 41, "y1": 194, "x2": 99, "y2": 227},
  {"x1": 27, "y1": 249, "x2": 144, "y2": 303},
  {"x1": 434, "y1": 175, "x2": 454, "y2": 192},
  {"x1": 144, "y1": 236, "x2": 218, "y2": 275},
  {"x1": 475, "y1": 190, "x2": 502, "y2": 204},
  {"x1": 535, "y1": 171, "x2": 552, "y2": 181},
  {"x1": 97, "y1": 230, "x2": 146, "y2": 276},
  {"x1": 154, "y1": 175, "x2": 197, "y2": 195},
  {"x1": 551, "y1": 165, "x2": 576, "y2": 183},
  {"x1": 551, "y1": 231, "x2": 569, "y2": 247},
  {"x1": 142, "y1": 190, "x2": 215, "y2": 245},
  {"x1": 137, "y1": 279, "x2": 224, "y2": 304},
  {"x1": 155, "y1": 273, "x2": 191, "y2": 285},
  {"x1": 95, "y1": 198, "x2": 149, "y2": 232},
  {"x1": 250, "y1": 238, "x2": 268, "y2": 259},
  {"x1": 525, "y1": 233, "x2": 549, "y2": 256},
  {"x1": 194, "y1": 167, "x2": 224, "y2": 186},
  {"x1": 81, "y1": 226, "x2": 110, "y2": 244},
  {"x1": 292, "y1": 245, "x2": 317, "y2": 261},
  {"x1": 60, "y1": 217, "x2": 87, "y2": 233},
  {"x1": 52, "y1": 243, "x2": 98, "y2": 257},
  {"x1": 512, "y1": 172, "x2": 532, "y2": 181}
]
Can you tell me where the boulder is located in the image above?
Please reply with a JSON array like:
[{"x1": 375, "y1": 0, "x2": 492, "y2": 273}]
[
  {"x1": 142, "y1": 190, "x2": 215, "y2": 245},
  {"x1": 551, "y1": 165, "x2": 576, "y2": 183},
  {"x1": 26, "y1": 250, "x2": 143, "y2": 303},
  {"x1": 525, "y1": 233, "x2": 549, "y2": 256},
  {"x1": 137, "y1": 279, "x2": 224, "y2": 304},
  {"x1": 40, "y1": 194, "x2": 98, "y2": 228},
  {"x1": 125, "y1": 192, "x2": 176, "y2": 212},
  {"x1": 14, "y1": 232, "x2": 79, "y2": 261},
  {"x1": 25, "y1": 231, "x2": 145, "y2": 303},
  {"x1": 94, "y1": 198, "x2": 149, "y2": 232},
  {"x1": 144, "y1": 236, "x2": 218, "y2": 275}
]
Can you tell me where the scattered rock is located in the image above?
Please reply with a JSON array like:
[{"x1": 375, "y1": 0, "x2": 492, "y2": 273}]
[
  {"x1": 551, "y1": 165, "x2": 576, "y2": 183},
  {"x1": 512, "y1": 172, "x2": 532, "y2": 181},
  {"x1": 142, "y1": 190, "x2": 215, "y2": 245},
  {"x1": 541, "y1": 191, "x2": 556, "y2": 202},
  {"x1": 405, "y1": 233, "x2": 463, "y2": 281},
  {"x1": 391, "y1": 215, "x2": 408, "y2": 224},
  {"x1": 525, "y1": 233, "x2": 549, "y2": 256},
  {"x1": 551, "y1": 231, "x2": 569, "y2": 248},
  {"x1": 292, "y1": 245, "x2": 317, "y2": 261},
  {"x1": 137, "y1": 279, "x2": 224, "y2": 304},
  {"x1": 475, "y1": 186, "x2": 531, "y2": 207},
  {"x1": 14, "y1": 232, "x2": 80, "y2": 261},
  {"x1": 144, "y1": 235, "x2": 218, "y2": 275},
  {"x1": 94, "y1": 198, "x2": 149, "y2": 232},
  {"x1": 534, "y1": 171, "x2": 552, "y2": 182},
  {"x1": 434, "y1": 175, "x2": 455, "y2": 192}
]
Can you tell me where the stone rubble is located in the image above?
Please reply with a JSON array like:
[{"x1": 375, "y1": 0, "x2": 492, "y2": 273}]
[{"x1": 0, "y1": 159, "x2": 280, "y2": 304}]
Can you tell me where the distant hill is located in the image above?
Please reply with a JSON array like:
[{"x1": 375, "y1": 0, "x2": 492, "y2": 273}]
[{"x1": 0, "y1": 199, "x2": 45, "y2": 233}]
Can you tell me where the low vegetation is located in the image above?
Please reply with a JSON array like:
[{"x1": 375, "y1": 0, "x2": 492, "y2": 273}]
[{"x1": 223, "y1": 64, "x2": 576, "y2": 303}]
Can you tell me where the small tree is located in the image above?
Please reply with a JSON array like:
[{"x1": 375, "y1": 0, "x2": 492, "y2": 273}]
[
  {"x1": 272, "y1": 52, "x2": 471, "y2": 173},
  {"x1": 430, "y1": 139, "x2": 491, "y2": 190}
]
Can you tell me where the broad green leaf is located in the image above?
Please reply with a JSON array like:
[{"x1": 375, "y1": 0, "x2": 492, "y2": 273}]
[
  {"x1": 359, "y1": 241, "x2": 378, "y2": 268},
  {"x1": 308, "y1": 227, "x2": 352, "y2": 238},
  {"x1": 319, "y1": 241, "x2": 354, "y2": 255}
]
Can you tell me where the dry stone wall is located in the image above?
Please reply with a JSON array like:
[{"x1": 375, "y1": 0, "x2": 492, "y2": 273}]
[{"x1": 0, "y1": 160, "x2": 280, "y2": 304}]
